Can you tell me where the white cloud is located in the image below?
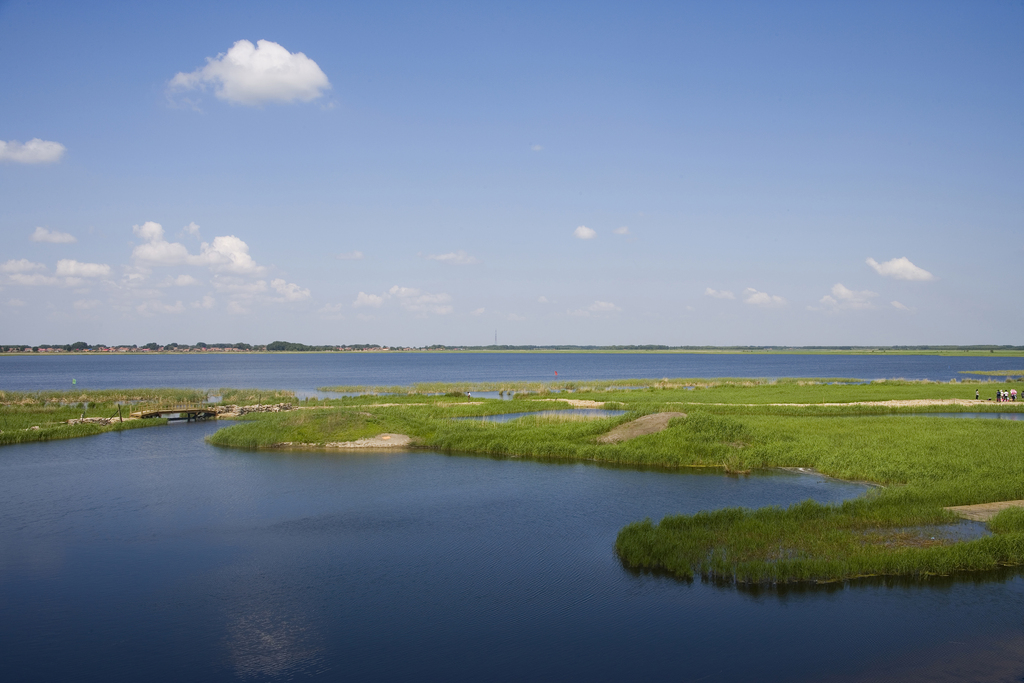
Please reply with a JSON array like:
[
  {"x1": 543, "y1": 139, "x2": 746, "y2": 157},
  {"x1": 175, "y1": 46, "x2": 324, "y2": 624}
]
[
  {"x1": 1, "y1": 259, "x2": 45, "y2": 274},
  {"x1": 172, "y1": 274, "x2": 199, "y2": 286},
  {"x1": 568, "y1": 300, "x2": 621, "y2": 317},
  {"x1": 507, "y1": 313, "x2": 526, "y2": 321},
  {"x1": 31, "y1": 227, "x2": 76, "y2": 243},
  {"x1": 227, "y1": 300, "x2": 249, "y2": 315},
  {"x1": 704, "y1": 287, "x2": 735, "y2": 300},
  {"x1": 426, "y1": 250, "x2": 478, "y2": 265},
  {"x1": 270, "y1": 278, "x2": 311, "y2": 302},
  {"x1": 55, "y1": 259, "x2": 111, "y2": 278},
  {"x1": 8, "y1": 273, "x2": 58, "y2": 286},
  {"x1": 353, "y1": 292, "x2": 384, "y2": 308},
  {"x1": 212, "y1": 277, "x2": 267, "y2": 296},
  {"x1": 132, "y1": 221, "x2": 264, "y2": 275},
  {"x1": 866, "y1": 257, "x2": 934, "y2": 281},
  {"x1": 573, "y1": 225, "x2": 596, "y2": 240},
  {"x1": 537, "y1": 296, "x2": 549, "y2": 304},
  {"x1": 0, "y1": 139, "x2": 66, "y2": 164},
  {"x1": 743, "y1": 288, "x2": 786, "y2": 307},
  {"x1": 136, "y1": 300, "x2": 185, "y2": 316},
  {"x1": 471, "y1": 307, "x2": 485, "y2": 316},
  {"x1": 337, "y1": 251, "x2": 364, "y2": 260},
  {"x1": 613, "y1": 226, "x2": 630, "y2": 235},
  {"x1": 192, "y1": 295, "x2": 216, "y2": 309},
  {"x1": 388, "y1": 285, "x2": 453, "y2": 315},
  {"x1": 319, "y1": 303, "x2": 344, "y2": 319},
  {"x1": 7, "y1": 299, "x2": 26, "y2": 307},
  {"x1": 815, "y1": 283, "x2": 878, "y2": 311},
  {"x1": 73, "y1": 299, "x2": 100, "y2": 310},
  {"x1": 531, "y1": 144, "x2": 544, "y2": 151},
  {"x1": 891, "y1": 301, "x2": 910, "y2": 311},
  {"x1": 183, "y1": 222, "x2": 201, "y2": 236},
  {"x1": 169, "y1": 39, "x2": 331, "y2": 106}
]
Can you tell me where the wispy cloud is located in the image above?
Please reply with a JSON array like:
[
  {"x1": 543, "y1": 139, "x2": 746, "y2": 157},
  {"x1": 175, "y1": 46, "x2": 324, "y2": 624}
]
[
  {"x1": 891, "y1": 301, "x2": 910, "y2": 311},
  {"x1": 353, "y1": 292, "x2": 384, "y2": 308},
  {"x1": 743, "y1": 288, "x2": 785, "y2": 307},
  {"x1": 2, "y1": 259, "x2": 45, "y2": 274},
  {"x1": 613, "y1": 226, "x2": 630, "y2": 235},
  {"x1": 573, "y1": 225, "x2": 596, "y2": 240},
  {"x1": 568, "y1": 300, "x2": 621, "y2": 316},
  {"x1": 31, "y1": 227, "x2": 76, "y2": 243},
  {"x1": 337, "y1": 251, "x2": 364, "y2": 260},
  {"x1": 0, "y1": 139, "x2": 66, "y2": 164},
  {"x1": 866, "y1": 257, "x2": 934, "y2": 281},
  {"x1": 814, "y1": 283, "x2": 878, "y2": 311},
  {"x1": 531, "y1": 144, "x2": 543, "y2": 151},
  {"x1": 389, "y1": 285, "x2": 452, "y2": 315},
  {"x1": 471, "y1": 307, "x2": 485, "y2": 316},
  {"x1": 55, "y1": 259, "x2": 111, "y2": 278},
  {"x1": 704, "y1": 287, "x2": 735, "y2": 300},
  {"x1": 426, "y1": 250, "x2": 478, "y2": 265},
  {"x1": 169, "y1": 39, "x2": 330, "y2": 106}
]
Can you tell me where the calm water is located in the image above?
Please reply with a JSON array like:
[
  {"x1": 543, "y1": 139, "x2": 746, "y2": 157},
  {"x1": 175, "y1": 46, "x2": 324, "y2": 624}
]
[
  {"x1": 2, "y1": 423, "x2": 1024, "y2": 682},
  {"x1": 1, "y1": 352, "x2": 1023, "y2": 393}
]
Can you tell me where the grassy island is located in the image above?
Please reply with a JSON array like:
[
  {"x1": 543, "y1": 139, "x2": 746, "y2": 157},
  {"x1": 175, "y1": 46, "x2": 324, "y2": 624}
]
[{"x1": 4, "y1": 377, "x2": 1024, "y2": 584}]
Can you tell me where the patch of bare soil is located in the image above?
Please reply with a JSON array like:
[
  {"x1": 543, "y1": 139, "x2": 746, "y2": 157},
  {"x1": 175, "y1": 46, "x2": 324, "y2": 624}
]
[
  {"x1": 272, "y1": 433, "x2": 413, "y2": 450},
  {"x1": 537, "y1": 399, "x2": 610, "y2": 408},
  {"x1": 596, "y1": 412, "x2": 687, "y2": 444},
  {"x1": 945, "y1": 500, "x2": 1024, "y2": 521}
]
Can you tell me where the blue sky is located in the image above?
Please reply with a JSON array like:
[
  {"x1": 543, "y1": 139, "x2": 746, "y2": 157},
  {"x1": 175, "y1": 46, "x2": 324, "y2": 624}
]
[{"x1": 1, "y1": 0, "x2": 1021, "y2": 346}]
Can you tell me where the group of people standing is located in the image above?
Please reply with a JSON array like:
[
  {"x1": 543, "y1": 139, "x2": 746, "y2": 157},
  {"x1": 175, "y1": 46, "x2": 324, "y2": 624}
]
[{"x1": 975, "y1": 388, "x2": 1017, "y2": 401}]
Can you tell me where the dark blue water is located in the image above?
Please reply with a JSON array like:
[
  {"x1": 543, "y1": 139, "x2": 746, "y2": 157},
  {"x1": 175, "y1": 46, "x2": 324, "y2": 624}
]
[
  {"x1": 2, "y1": 423, "x2": 1024, "y2": 682},
  {"x1": 1, "y1": 352, "x2": 1022, "y2": 392}
]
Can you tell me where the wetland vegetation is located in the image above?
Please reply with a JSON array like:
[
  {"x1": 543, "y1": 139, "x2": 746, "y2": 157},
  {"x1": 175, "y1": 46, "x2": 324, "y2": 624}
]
[{"x1": 4, "y1": 377, "x2": 1024, "y2": 584}]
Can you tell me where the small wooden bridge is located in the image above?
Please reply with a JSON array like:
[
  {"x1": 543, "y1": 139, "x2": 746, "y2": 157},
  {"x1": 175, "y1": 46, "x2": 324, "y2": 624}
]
[{"x1": 130, "y1": 404, "x2": 218, "y2": 422}]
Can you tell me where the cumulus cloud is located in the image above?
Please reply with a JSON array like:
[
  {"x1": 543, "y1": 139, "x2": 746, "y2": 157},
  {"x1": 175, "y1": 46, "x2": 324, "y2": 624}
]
[
  {"x1": 183, "y1": 222, "x2": 201, "y2": 236},
  {"x1": 212, "y1": 277, "x2": 267, "y2": 296},
  {"x1": 353, "y1": 292, "x2": 384, "y2": 308},
  {"x1": 0, "y1": 139, "x2": 66, "y2": 164},
  {"x1": 866, "y1": 257, "x2": 934, "y2": 281},
  {"x1": 171, "y1": 274, "x2": 199, "y2": 286},
  {"x1": 471, "y1": 307, "x2": 485, "y2": 316},
  {"x1": 568, "y1": 300, "x2": 621, "y2": 317},
  {"x1": 815, "y1": 283, "x2": 878, "y2": 311},
  {"x1": 538, "y1": 296, "x2": 549, "y2": 304},
  {"x1": 55, "y1": 259, "x2": 111, "y2": 278},
  {"x1": 389, "y1": 285, "x2": 453, "y2": 315},
  {"x1": 337, "y1": 251, "x2": 364, "y2": 260},
  {"x1": 613, "y1": 226, "x2": 630, "y2": 235},
  {"x1": 73, "y1": 299, "x2": 100, "y2": 310},
  {"x1": 426, "y1": 250, "x2": 478, "y2": 265},
  {"x1": 743, "y1": 288, "x2": 785, "y2": 307},
  {"x1": 704, "y1": 287, "x2": 735, "y2": 300},
  {"x1": 573, "y1": 225, "x2": 596, "y2": 240},
  {"x1": 270, "y1": 278, "x2": 311, "y2": 302},
  {"x1": 31, "y1": 227, "x2": 76, "y2": 243},
  {"x1": 169, "y1": 39, "x2": 330, "y2": 106},
  {"x1": 192, "y1": 295, "x2": 216, "y2": 309},
  {"x1": 8, "y1": 273, "x2": 58, "y2": 286},
  {"x1": 891, "y1": 301, "x2": 910, "y2": 311},
  {"x1": 2, "y1": 259, "x2": 45, "y2": 274},
  {"x1": 132, "y1": 221, "x2": 264, "y2": 274}
]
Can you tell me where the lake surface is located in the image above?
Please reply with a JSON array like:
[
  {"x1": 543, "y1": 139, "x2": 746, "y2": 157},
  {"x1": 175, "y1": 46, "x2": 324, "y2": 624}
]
[
  {"x1": 2, "y1": 423, "x2": 1024, "y2": 682},
  {"x1": 1, "y1": 352, "x2": 1023, "y2": 393}
]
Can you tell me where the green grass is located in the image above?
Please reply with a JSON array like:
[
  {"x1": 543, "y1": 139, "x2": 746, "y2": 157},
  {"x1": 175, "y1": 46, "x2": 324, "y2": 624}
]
[
  {"x1": 8, "y1": 380, "x2": 1024, "y2": 585},
  {"x1": 213, "y1": 380, "x2": 1024, "y2": 585}
]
